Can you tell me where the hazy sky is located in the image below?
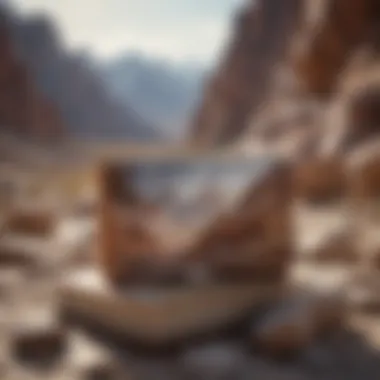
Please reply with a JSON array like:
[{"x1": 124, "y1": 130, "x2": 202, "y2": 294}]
[{"x1": 10, "y1": 0, "x2": 246, "y2": 64}]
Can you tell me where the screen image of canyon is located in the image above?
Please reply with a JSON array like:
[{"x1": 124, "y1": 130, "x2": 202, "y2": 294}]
[
  {"x1": 0, "y1": 0, "x2": 380, "y2": 379},
  {"x1": 113, "y1": 158, "x2": 269, "y2": 257}
]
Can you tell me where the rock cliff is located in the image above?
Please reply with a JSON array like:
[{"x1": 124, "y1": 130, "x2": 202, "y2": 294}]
[
  {"x1": 0, "y1": 11, "x2": 63, "y2": 140},
  {"x1": 191, "y1": 0, "x2": 380, "y2": 150},
  {"x1": 0, "y1": 5, "x2": 159, "y2": 142},
  {"x1": 191, "y1": 0, "x2": 303, "y2": 145}
]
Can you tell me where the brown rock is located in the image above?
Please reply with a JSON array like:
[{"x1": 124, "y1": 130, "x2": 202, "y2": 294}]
[
  {"x1": 251, "y1": 291, "x2": 346, "y2": 358},
  {"x1": 11, "y1": 311, "x2": 67, "y2": 366},
  {"x1": 347, "y1": 141, "x2": 380, "y2": 200},
  {"x1": 191, "y1": 0, "x2": 303, "y2": 145},
  {"x1": 308, "y1": 230, "x2": 359, "y2": 264},
  {"x1": 371, "y1": 247, "x2": 380, "y2": 271},
  {"x1": 293, "y1": 0, "x2": 374, "y2": 95},
  {"x1": 0, "y1": 21, "x2": 63, "y2": 139},
  {"x1": 346, "y1": 85, "x2": 380, "y2": 146},
  {"x1": 5, "y1": 208, "x2": 56, "y2": 237},
  {"x1": 292, "y1": 156, "x2": 346, "y2": 204},
  {"x1": 348, "y1": 270, "x2": 380, "y2": 313},
  {"x1": 190, "y1": 0, "x2": 378, "y2": 147},
  {"x1": 68, "y1": 333, "x2": 122, "y2": 380},
  {"x1": 0, "y1": 245, "x2": 35, "y2": 269},
  {"x1": 188, "y1": 162, "x2": 293, "y2": 283}
]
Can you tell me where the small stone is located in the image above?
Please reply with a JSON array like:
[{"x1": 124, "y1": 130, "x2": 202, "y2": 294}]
[
  {"x1": 0, "y1": 245, "x2": 35, "y2": 270},
  {"x1": 11, "y1": 310, "x2": 67, "y2": 367},
  {"x1": 68, "y1": 332, "x2": 122, "y2": 380}
]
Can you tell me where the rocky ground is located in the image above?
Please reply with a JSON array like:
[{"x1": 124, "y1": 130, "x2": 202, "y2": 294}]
[{"x1": 1, "y1": 170, "x2": 380, "y2": 380}]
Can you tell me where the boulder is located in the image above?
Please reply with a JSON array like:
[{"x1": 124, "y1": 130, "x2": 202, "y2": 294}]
[
  {"x1": 251, "y1": 291, "x2": 346, "y2": 358},
  {"x1": 59, "y1": 268, "x2": 280, "y2": 348}
]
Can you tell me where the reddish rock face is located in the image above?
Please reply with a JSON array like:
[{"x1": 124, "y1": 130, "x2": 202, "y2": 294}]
[
  {"x1": 348, "y1": 87, "x2": 380, "y2": 144},
  {"x1": 294, "y1": 0, "x2": 376, "y2": 95},
  {"x1": 187, "y1": 162, "x2": 293, "y2": 283},
  {"x1": 191, "y1": 0, "x2": 303, "y2": 146},
  {"x1": 190, "y1": 0, "x2": 379, "y2": 148},
  {"x1": 292, "y1": 156, "x2": 347, "y2": 203},
  {"x1": 0, "y1": 24, "x2": 63, "y2": 139}
]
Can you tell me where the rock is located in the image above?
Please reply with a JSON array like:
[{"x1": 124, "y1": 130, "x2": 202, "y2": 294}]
[
  {"x1": 346, "y1": 140, "x2": 380, "y2": 200},
  {"x1": 0, "y1": 18, "x2": 63, "y2": 139},
  {"x1": 96, "y1": 162, "x2": 158, "y2": 285},
  {"x1": 191, "y1": 0, "x2": 302, "y2": 145},
  {"x1": 293, "y1": 0, "x2": 374, "y2": 95},
  {"x1": 0, "y1": 245, "x2": 35, "y2": 269},
  {"x1": 347, "y1": 270, "x2": 380, "y2": 313},
  {"x1": 10, "y1": 310, "x2": 67, "y2": 367},
  {"x1": 371, "y1": 247, "x2": 380, "y2": 271},
  {"x1": 292, "y1": 156, "x2": 346, "y2": 204},
  {"x1": 188, "y1": 161, "x2": 293, "y2": 283},
  {"x1": 251, "y1": 291, "x2": 346, "y2": 358},
  {"x1": 5, "y1": 208, "x2": 56, "y2": 237},
  {"x1": 345, "y1": 85, "x2": 380, "y2": 146},
  {"x1": 190, "y1": 0, "x2": 377, "y2": 145},
  {"x1": 68, "y1": 333, "x2": 122, "y2": 380},
  {"x1": 307, "y1": 230, "x2": 359, "y2": 264},
  {"x1": 59, "y1": 268, "x2": 279, "y2": 348},
  {"x1": 180, "y1": 343, "x2": 247, "y2": 380}
]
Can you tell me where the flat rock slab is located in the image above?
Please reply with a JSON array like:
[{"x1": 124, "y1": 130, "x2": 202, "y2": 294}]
[{"x1": 58, "y1": 268, "x2": 282, "y2": 347}]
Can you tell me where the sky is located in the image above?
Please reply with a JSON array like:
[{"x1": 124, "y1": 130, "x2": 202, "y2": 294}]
[{"x1": 10, "y1": 0, "x2": 247, "y2": 64}]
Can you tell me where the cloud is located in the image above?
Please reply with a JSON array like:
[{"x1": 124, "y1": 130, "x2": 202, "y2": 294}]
[{"x1": 10, "y1": 0, "x2": 243, "y2": 63}]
